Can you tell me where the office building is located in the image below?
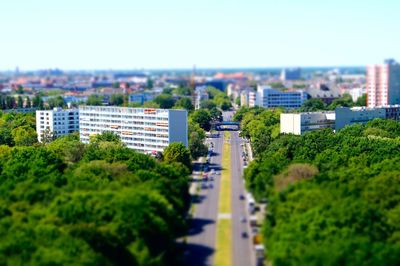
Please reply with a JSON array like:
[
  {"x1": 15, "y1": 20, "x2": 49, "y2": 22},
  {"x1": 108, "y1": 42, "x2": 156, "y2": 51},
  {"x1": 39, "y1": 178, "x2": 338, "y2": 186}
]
[
  {"x1": 36, "y1": 107, "x2": 79, "y2": 142},
  {"x1": 256, "y1": 85, "x2": 307, "y2": 108},
  {"x1": 335, "y1": 106, "x2": 400, "y2": 131},
  {"x1": 79, "y1": 106, "x2": 188, "y2": 154},
  {"x1": 280, "y1": 68, "x2": 301, "y2": 81},
  {"x1": 366, "y1": 59, "x2": 400, "y2": 107},
  {"x1": 280, "y1": 112, "x2": 335, "y2": 135},
  {"x1": 128, "y1": 93, "x2": 154, "y2": 105}
]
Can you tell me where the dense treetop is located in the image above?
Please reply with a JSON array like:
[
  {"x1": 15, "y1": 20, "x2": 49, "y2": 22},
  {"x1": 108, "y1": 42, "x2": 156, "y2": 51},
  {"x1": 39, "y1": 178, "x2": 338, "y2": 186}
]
[
  {"x1": 238, "y1": 107, "x2": 400, "y2": 265},
  {"x1": 0, "y1": 130, "x2": 191, "y2": 265}
]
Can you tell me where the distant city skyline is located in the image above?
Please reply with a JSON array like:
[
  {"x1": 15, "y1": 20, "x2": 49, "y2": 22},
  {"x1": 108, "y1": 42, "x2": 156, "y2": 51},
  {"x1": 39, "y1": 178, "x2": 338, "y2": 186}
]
[{"x1": 1, "y1": 0, "x2": 399, "y2": 70}]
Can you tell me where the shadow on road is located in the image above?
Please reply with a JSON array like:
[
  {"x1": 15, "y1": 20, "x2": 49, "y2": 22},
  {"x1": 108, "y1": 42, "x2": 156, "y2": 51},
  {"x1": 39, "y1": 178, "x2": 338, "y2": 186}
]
[
  {"x1": 191, "y1": 194, "x2": 207, "y2": 204},
  {"x1": 181, "y1": 243, "x2": 215, "y2": 266},
  {"x1": 186, "y1": 218, "x2": 214, "y2": 236}
]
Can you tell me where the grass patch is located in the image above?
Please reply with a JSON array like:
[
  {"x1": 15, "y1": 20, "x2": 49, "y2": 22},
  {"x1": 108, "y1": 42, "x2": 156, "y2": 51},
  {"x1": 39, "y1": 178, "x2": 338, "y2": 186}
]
[
  {"x1": 215, "y1": 131, "x2": 232, "y2": 266},
  {"x1": 215, "y1": 218, "x2": 232, "y2": 266}
]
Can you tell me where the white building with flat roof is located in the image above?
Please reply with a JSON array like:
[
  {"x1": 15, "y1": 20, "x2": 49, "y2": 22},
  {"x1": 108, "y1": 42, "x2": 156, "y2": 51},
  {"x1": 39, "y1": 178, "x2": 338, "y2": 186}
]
[
  {"x1": 256, "y1": 86, "x2": 307, "y2": 108},
  {"x1": 36, "y1": 107, "x2": 79, "y2": 142},
  {"x1": 335, "y1": 106, "x2": 400, "y2": 131},
  {"x1": 280, "y1": 112, "x2": 335, "y2": 135},
  {"x1": 79, "y1": 106, "x2": 188, "y2": 154}
]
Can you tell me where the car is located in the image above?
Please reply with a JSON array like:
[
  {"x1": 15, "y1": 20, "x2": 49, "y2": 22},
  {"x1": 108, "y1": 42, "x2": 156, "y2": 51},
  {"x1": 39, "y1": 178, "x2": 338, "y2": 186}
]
[
  {"x1": 240, "y1": 216, "x2": 247, "y2": 223},
  {"x1": 241, "y1": 232, "x2": 248, "y2": 238},
  {"x1": 216, "y1": 171, "x2": 221, "y2": 175},
  {"x1": 208, "y1": 183, "x2": 213, "y2": 189},
  {"x1": 239, "y1": 194, "x2": 245, "y2": 200},
  {"x1": 201, "y1": 183, "x2": 208, "y2": 189}
]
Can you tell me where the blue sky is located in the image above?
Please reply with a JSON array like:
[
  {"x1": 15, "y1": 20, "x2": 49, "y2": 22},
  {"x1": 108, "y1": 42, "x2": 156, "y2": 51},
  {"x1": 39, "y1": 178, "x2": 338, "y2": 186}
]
[{"x1": 0, "y1": 0, "x2": 399, "y2": 70}]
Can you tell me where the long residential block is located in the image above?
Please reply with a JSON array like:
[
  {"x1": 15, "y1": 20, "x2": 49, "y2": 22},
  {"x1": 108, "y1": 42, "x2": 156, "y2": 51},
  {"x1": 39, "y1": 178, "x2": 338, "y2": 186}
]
[{"x1": 79, "y1": 106, "x2": 188, "y2": 154}]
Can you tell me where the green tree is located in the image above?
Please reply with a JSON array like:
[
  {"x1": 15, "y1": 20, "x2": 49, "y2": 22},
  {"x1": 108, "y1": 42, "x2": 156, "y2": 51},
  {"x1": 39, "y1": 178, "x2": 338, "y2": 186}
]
[
  {"x1": 86, "y1": 94, "x2": 104, "y2": 106},
  {"x1": 16, "y1": 85, "x2": 24, "y2": 94},
  {"x1": 200, "y1": 100, "x2": 217, "y2": 110},
  {"x1": 356, "y1": 94, "x2": 367, "y2": 106},
  {"x1": 174, "y1": 97, "x2": 194, "y2": 111},
  {"x1": 109, "y1": 94, "x2": 124, "y2": 106},
  {"x1": 25, "y1": 96, "x2": 31, "y2": 108},
  {"x1": 17, "y1": 96, "x2": 23, "y2": 108},
  {"x1": 47, "y1": 96, "x2": 66, "y2": 108},
  {"x1": 299, "y1": 98, "x2": 327, "y2": 112},
  {"x1": 90, "y1": 131, "x2": 121, "y2": 144},
  {"x1": 154, "y1": 94, "x2": 176, "y2": 109},
  {"x1": 146, "y1": 78, "x2": 154, "y2": 89},
  {"x1": 163, "y1": 142, "x2": 192, "y2": 171},
  {"x1": 190, "y1": 109, "x2": 212, "y2": 131},
  {"x1": 32, "y1": 95, "x2": 44, "y2": 109},
  {"x1": 11, "y1": 126, "x2": 38, "y2": 146}
]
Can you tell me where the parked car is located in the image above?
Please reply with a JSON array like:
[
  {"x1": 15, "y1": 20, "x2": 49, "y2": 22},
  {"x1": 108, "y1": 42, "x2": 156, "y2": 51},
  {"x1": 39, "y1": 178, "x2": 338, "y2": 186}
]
[{"x1": 241, "y1": 232, "x2": 248, "y2": 238}]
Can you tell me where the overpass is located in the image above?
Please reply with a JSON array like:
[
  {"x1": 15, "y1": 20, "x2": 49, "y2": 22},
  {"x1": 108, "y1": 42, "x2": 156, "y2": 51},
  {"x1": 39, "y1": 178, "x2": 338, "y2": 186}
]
[{"x1": 212, "y1": 121, "x2": 240, "y2": 131}]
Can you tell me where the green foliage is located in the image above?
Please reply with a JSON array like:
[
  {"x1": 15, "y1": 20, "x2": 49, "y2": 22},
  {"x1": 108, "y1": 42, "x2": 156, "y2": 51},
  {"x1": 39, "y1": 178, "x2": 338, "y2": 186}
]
[
  {"x1": 174, "y1": 97, "x2": 194, "y2": 111},
  {"x1": 188, "y1": 121, "x2": 207, "y2": 159},
  {"x1": 86, "y1": 94, "x2": 104, "y2": 106},
  {"x1": 47, "y1": 96, "x2": 66, "y2": 109},
  {"x1": 205, "y1": 87, "x2": 232, "y2": 111},
  {"x1": 109, "y1": 94, "x2": 124, "y2": 106},
  {"x1": 328, "y1": 93, "x2": 354, "y2": 110},
  {"x1": 269, "y1": 82, "x2": 286, "y2": 90},
  {"x1": 154, "y1": 94, "x2": 176, "y2": 109},
  {"x1": 237, "y1": 107, "x2": 282, "y2": 155},
  {"x1": 163, "y1": 142, "x2": 192, "y2": 171},
  {"x1": 243, "y1": 117, "x2": 400, "y2": 265},
  {"x1": 299, "y1": 98, "x2": 326, "y2": 112},
  {"x1": 0, "y1": 126, "x2": 190, "y2": 264},
  {"x1": 190, "y1": 109, "x2": 212, "y2": 131},
  {"x1": 173, "y1": 86, "x2": 192, "y2": 96},
  {"x1": 356, "y1": 93, "x2": 367, "y2": 106}
]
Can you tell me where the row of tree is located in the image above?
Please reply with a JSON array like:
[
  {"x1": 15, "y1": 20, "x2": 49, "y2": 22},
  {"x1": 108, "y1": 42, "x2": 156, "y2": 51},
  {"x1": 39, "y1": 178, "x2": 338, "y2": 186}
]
[
  {"x1": 236, "y1": 106, "x2": 400, "y2": 265},
  {"x1": 0, "y1": 129, "x2": 192, "y2": 265},
  {"x1": 0, "y1": 95, "x2": 44, "y2": 110}
]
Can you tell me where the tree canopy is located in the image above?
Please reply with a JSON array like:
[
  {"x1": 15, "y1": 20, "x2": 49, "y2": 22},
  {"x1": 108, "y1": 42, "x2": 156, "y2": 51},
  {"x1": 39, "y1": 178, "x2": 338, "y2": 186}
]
[
  {"x1": 239, "y1": 107, "x2": 400, "y2": 265},
  {"x1": 0, "y1": 129, "x2": 191, "y2": 265}
]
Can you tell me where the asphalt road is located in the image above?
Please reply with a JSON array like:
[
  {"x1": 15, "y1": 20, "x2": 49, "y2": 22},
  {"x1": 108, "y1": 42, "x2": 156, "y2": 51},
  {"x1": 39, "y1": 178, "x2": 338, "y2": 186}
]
[
  {"x1": 230, "y1": 130, "x2": 255, "y2": 266},
  {"x1": 184, "y1": 132, "x2": 223, "y2": 266},
  {"x1": 184, "y1": 110, "x2": 255, "y2": 266}
]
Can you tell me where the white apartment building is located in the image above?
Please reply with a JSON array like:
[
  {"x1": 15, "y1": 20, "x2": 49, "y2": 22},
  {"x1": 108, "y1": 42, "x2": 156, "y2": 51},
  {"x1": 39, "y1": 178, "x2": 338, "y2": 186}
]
[
  {"x1": 240, "y1": 88, "x2": 257, "y2": 107},
  {"x1": 36, "y1": 107, "x2": 79, "y2": 142},
  {"x1": 256, "y1": 86, "x2": 307, "y2": 108},
  {"x1": 79, "y1": 106, "x2": 188, "y2": 154},
  {"x1": 280, "y1": 112, "x2": 335, "y2": 135}
]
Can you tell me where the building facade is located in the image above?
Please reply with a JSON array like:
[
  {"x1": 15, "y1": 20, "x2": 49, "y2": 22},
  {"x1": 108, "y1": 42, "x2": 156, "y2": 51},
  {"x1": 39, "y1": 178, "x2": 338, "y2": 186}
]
[
  {"x1": 280, "y1": 68, "x2": 301, "y2": 81},
  {"x1": 128, "y1": 92, "x2": 154, "y2": 105},
  {"x1": 366, "y1": 59, "x2": 400, "y2": 107},
  {"x1": 335, "y1": 106, "x2": 400, "y2": 131},
  {"x1": 280, "y1": 112, "x2": 335, "y2": 135},
  {"x1": 79, "y1": 106, "x2": 188, "y2": 154},
  {"x1": 36, "y1": 107, "x2": 79, "y2": 142},
  {"x1": 256, "y1": 86, "x2": 307, "y2": 108}
]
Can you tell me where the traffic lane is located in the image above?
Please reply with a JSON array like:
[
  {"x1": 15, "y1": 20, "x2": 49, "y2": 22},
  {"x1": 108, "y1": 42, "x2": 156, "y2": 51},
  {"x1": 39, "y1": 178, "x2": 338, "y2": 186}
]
[
  {"x1": 184, "y1": 133, "x2": 223, "y2": 266},
  {"x1": 231, "y1": 131, "x2": 254, "y2": 266}
]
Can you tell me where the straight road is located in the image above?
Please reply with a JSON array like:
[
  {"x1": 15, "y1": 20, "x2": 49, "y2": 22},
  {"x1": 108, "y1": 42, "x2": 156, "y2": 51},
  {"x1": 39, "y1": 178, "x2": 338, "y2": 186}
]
[
  {"x1": 184, "y1": 132, "x2": 224, "y2": 266},
  {"x1": 231, "y1": 131, "x2": 255, "y2": 266}
]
